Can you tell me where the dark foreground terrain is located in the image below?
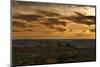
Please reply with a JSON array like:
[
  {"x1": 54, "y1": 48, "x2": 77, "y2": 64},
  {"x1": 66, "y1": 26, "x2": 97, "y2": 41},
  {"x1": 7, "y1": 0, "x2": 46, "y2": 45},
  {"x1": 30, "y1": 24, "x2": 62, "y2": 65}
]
[{"x1": 12, "y1": 39, "x2": 96, "y2": 66}]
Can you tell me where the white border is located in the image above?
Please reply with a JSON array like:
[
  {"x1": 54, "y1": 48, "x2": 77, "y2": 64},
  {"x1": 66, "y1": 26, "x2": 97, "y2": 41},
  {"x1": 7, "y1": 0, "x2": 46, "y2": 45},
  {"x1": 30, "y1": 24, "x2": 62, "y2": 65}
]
[
  {"x1": 0, "y1": 0, "x2": 100, "y2": 67},
  {"x1": 0, "y1": 0, "x2": 10, "y2": 67},
  {"x1": 18, "y1": 0, "x2": 96, "y2": 5}
]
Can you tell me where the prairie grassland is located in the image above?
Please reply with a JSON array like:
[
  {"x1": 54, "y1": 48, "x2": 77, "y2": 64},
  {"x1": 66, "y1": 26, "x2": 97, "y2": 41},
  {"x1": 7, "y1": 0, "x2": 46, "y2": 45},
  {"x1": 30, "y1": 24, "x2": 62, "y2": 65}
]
[{"x1": 12, "y1": 39, "x2": 96, "y2": 66}]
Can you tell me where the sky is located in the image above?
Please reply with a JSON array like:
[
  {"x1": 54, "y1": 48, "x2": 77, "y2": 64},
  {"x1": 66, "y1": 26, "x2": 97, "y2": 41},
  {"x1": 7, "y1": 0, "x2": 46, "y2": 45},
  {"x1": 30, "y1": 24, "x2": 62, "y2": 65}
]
[{"x1": 12, "y1": 1, "x2": 96, "y2": 39}]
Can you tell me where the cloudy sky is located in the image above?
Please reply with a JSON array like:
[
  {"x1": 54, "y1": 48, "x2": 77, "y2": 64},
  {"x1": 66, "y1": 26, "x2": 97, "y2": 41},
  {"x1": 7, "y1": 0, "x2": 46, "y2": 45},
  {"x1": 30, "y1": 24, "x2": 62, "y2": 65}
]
[{"x1": 12, "y1": 1, "x2": 96, "y2": 39}]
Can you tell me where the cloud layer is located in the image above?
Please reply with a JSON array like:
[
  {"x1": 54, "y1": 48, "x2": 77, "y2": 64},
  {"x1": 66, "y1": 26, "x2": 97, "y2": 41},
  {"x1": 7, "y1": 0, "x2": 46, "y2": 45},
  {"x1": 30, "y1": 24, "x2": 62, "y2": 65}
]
[{"x1": 12, "y1": 1, "x2": 96, "y2": 39}]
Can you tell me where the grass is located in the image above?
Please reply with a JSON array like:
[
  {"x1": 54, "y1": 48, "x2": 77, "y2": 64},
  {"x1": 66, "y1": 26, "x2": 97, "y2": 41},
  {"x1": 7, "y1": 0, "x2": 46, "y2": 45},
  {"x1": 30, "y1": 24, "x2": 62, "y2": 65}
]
[{"x1": 12, "y1": 42, "x2": 96, "y2": 66}]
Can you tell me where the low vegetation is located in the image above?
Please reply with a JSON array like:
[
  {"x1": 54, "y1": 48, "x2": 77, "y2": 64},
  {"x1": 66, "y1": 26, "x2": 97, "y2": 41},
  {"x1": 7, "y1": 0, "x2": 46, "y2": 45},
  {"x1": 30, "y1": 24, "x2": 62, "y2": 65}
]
[{"x1": 12, "y1": 41, "x2": 96, "y2": 66}]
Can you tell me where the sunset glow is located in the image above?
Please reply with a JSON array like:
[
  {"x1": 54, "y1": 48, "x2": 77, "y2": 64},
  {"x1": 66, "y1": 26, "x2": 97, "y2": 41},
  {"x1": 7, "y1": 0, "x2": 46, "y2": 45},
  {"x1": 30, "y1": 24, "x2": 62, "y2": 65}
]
[{"x1": 12, "y1": 1, "x2": 96, "y2": 39}]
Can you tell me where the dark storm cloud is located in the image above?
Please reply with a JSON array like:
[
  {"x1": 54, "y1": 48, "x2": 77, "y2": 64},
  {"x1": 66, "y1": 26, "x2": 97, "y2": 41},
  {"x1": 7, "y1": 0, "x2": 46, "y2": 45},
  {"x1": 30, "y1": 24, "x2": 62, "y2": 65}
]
[
  {"x1": 12, "y1": 21, "x2": 26, "y2": 28},
  {"x1": 85, "y1": 16, "x2": 96, "y2": 22},
  {"x1": 23, "y1": 29, "x2": 35, "y2": 32},
  {"x1": 89, "y1": 29, "x2": 95, "y2": 32},
  {"x1": 55, "y1": 27, "x2": 66, "y2": 32},
  {"x1": 12, "y1": 13, "x2": 68, "y2": 33},
  {"x1": 50, "y1": 26, "x2": 66, "y2": 32},
  {"x1": 44, "y1": 18, "x2": 66, "y2": 26},
  {"x1": 13, "y1": 8, "x2": 95, "y2": 33},
  {"x1": 73, "y1": 12, "x2": 96, "y2": 24},
  {"x1": 13, "y1": 14, "x2": 44, "y2": 21},
  {"x1": 12, "y1": 29, "x2": 20, "y2": 32},
  {"x1": 25, "y1": 29, "x2": 33, "y2": 31},
  {"x1": 12, "y1": 20, "x2": 34, "y2": 28},
  {"x1": 39, "y1": 17, "x2": 67, "y2": 32},
  {"x1": 60, "y1": 12, "x2": 96, "y2": 25},
  {"x1": 36, "y1": 10, "x2": 61, "y2": 17},
  {"x1": 41, "y1": 22, "x2": 67, "y2": 32}
]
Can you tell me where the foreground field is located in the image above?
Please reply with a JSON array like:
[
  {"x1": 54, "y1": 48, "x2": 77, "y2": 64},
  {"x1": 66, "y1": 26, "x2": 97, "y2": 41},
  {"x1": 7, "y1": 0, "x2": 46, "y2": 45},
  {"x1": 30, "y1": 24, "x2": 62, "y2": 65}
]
[{"x1": 12, "y1": 39, "x2": 96, "y2": 66}]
